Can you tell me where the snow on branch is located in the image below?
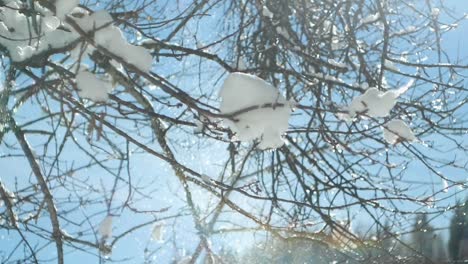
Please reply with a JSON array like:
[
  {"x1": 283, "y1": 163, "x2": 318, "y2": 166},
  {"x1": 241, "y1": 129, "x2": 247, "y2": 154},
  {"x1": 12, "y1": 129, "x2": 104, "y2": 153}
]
[
  {"x1": 339, "y1": 79, "x2": 415, "y2": 121},
  {"x1": 219, "y1": 73, "x2": 291, "y2": 150}
]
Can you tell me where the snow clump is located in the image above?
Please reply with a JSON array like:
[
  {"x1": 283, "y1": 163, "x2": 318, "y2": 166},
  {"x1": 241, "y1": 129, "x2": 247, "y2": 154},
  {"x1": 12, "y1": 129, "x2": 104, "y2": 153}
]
[
  {"x1": 219, "y1": 73, "x2": 291, "y2": 150},
  {"x1": 76, "y1": 71, "x2": 114, "y2": 102},
  {"x1": 383, "y1": 119, "x2": 416, "y2": 144},
  {"x1": 55, "y1": 0, "x2": 80, "y2": 20},
  {"x1": 0, "y1": 1, "x2": 76, "y2": 62},
  {"x1": 151, "y1": 224, "x2": 164, "y2": 242},
  {"x1": 72, "y1": 11, "x2": 153, "y2": 72},
  {"x1": 98, "y1": 215, "x2": 113, "y2": 238},
  {"x1": 262, "y1": 6, "x2": 274, "y2": 18},
  {"x1": 339, "y1": 79, "x2": 414, "y2": 121},
  {"x1": 0, "y1": 0, "x2": 152, "y2": 73}
]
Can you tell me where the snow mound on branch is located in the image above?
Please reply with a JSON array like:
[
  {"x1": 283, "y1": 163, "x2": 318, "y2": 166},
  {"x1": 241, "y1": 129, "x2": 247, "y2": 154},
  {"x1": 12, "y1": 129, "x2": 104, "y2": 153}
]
[
  {"x1": 262, "y1": 6, "x2": 274, "y2": 18},
  {"x1": 151, "y1": 224, "x2": 164, "y2": 241},
  {"x1": 339, "y1": 79, "x2": 414, "y2": 120},
  {"x1": 42, "y1": 16, "x2": 61, "y2": 31},
  {"x1": 76, "y1": 71, "x2": 113, "y2": 102},
  {"x1": 72, "y1": 11, "x2": 153, "y2": 72},
  {"x1": 348, "y1": 87, "x2": 397, "y2": 117},
  {"x1": 442, "y1": 179, "x2": 449, "y2": 193},
  {"x1": 0, "y1": 1, "x2": 77, "y2": 62},
  {"x1": 55, "y1": 0, "x2": 80, "y2": 20},
  {"x1": 383, "y1": 119, "x2": 416, "y2": 144},
  {"x1": 219, "y1": 72, "x2": 291, "y2": 150},
  {"x1": 98, "y1": 215, "x2": 113, "y2": 238},
  {"x1": 360, "y1": 13, "x2": 380, "y2": 25},
  {"x1": 69, "y1": 9, "x2": 112, "y2": 31},
  {"x1": 0, "y1": 1, "x2": 152, "y2": 72}
]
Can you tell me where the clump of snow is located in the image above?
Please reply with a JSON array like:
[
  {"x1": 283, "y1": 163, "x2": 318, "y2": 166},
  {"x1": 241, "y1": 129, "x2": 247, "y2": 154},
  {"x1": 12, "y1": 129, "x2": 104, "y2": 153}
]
[
  {"x1": 397, "y1": 26, "x2": 417, "y2": 35},
  {"x1": 327, "y1": 59, "x2": 347, "y2": 69},
  {"x1": 276, "y1": 26, "x2": 291, "y2": 39},
  {"x1": 262, "y1": 6, "x2": 274, "y2": 18},
  {"x1": 201, "y1": 174, "x2": 211, "y2": 183},
  {"x1": 360, "y1": 13, "x2": 380, "y2": 24},
  {"x1": 72, "y1": 11, "x2": 153, "y2": 72},
  {"x1": 345, "y1": 88, "x2": 396, "y2": 118},
  {"x1": 98, "y1": 215, "x2": 113, "y2": 238},
  {"x1": 67, "y1": 10, "x2": 112, "y2": 32},
  {"x1": 42, "y1": 16, "x2": 61, "y2": 32},
  {"x1": 70, "y1": 43, "x2": 96, "y2": 61},
  {"x1": 193, "y1": 119, "x2": 204, "y2": 133},
  {"x1": 0, "y1": 1, "x2": 152, "y2": 71},
  {"x1": 442, "y1": 179, "x2": 449, "y2": 193},
  {"x1": 151, "y1": 224, "x2": 164, "y2": 242},
  {"x1": 219, "y1": 73, "x2": 291, "y2": 150},
  {"x1": 384, "y1": 59, "x2": 399, "y2": 71},
  {"x1": 339, "y1": 79, "x2": 414, "y2": 120},
  {"x1": 331, "y1": 35, "x2": 345, "y2": 51},
  {"x1": 0, "y1": 1, "x2": 78, "y2": 62},
  {"x1": 55, "y1": 0, "x2": 80, "y2": 20},
  {"x1": 76, "y1": 71, "x2": 114, "y2": 102},
  {"x1": 440, "y1": 23, "x2": 458, "y2": 32},
  {"x1": 383, "y1": 119, "x2": 416, "y2": 144}
]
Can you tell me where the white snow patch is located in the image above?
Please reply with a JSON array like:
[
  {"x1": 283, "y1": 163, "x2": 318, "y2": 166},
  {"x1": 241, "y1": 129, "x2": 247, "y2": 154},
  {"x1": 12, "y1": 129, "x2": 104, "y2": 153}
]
[
  {"x1": 0, "y1": 1, "x2": 79, "y2": 62},
  {"x1": 346, "y1": 88, "x2": 397, "y2": 118},
  {"x1": 98, "y1": 215, "x2": 113, "y2": 238},
  {"x1": 77, "y1": 11, "x2": 152, "y2": 72},
  {"x1": 262, "y1": 6, "x2": 274, "y2": 18},
  {"x1": 90, "y1": 18, "x2": 153, "y2": 72},
  {"x1": 331, "y1": 35, "x2": 345, "y2": 51},
  {"x1": 201, "y1": 174, "x2": 211, "y2": 183},
  {"x1": 193, "y1": 119, "x2": 204, "y2": 133},
  {"x1": 339, "y1": 79, "x2": 414, "y2": 120},
  {"x1": 383, "y1": 119, "x2": 416, "y2": 144},
  {"x1": 276, "y1": 26, "x2": 291, "y2": 39},
  {"x1": 0, "y1": 1, "x2": 148, "y2": 67},
  {"x1": 395, "y1": 78, "x2": 415, "y2": 96},
  {"x1": 42, "y1": 16, "x2": 61, "y2": 32},
  {"x1": 440, "y1": 23, "x2": 458, "y2": 32},
  {"x1": 360, "y1": 13, "x2": 380, "y2": 24},
  {"x1": 55, "y1": 0, "x2": 80, "y2": 20},
  {"x1": 76, "y1": 71, "x2": 114, "y2": 102},
  {"x1": 109, "y1": 59, "x2": 125, "y2": 74},
  {"x1": 71, "y1": 10, "x2": 153, "y2": 72},
  {"x1": 69, "y1": 10, "x2": 113, "y2": 32},
  {"x1": 398, "y1": 26, "x2": 417, "y2": 35},
  {"x1": 442, "y1": 179, "x2": 449, "y2": 193},
  {"x1": 151, "y1": 224, "x2": 164, "y2": 242},
  {"x1": 384, "y1": 59, "x2": 399, "y2": 71},
  {"x1": 70, "y1": 43, "x2": 95, "y2": 61},
  {"x1": 219, "y1": 73, "x2": 291, "y2": 150},
  {"x1": 327, "y1": 59, "x2": 347, "y2": 69},
  {"x1": 34, "y1": 2, "x2": 54, "y2": 17}
]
